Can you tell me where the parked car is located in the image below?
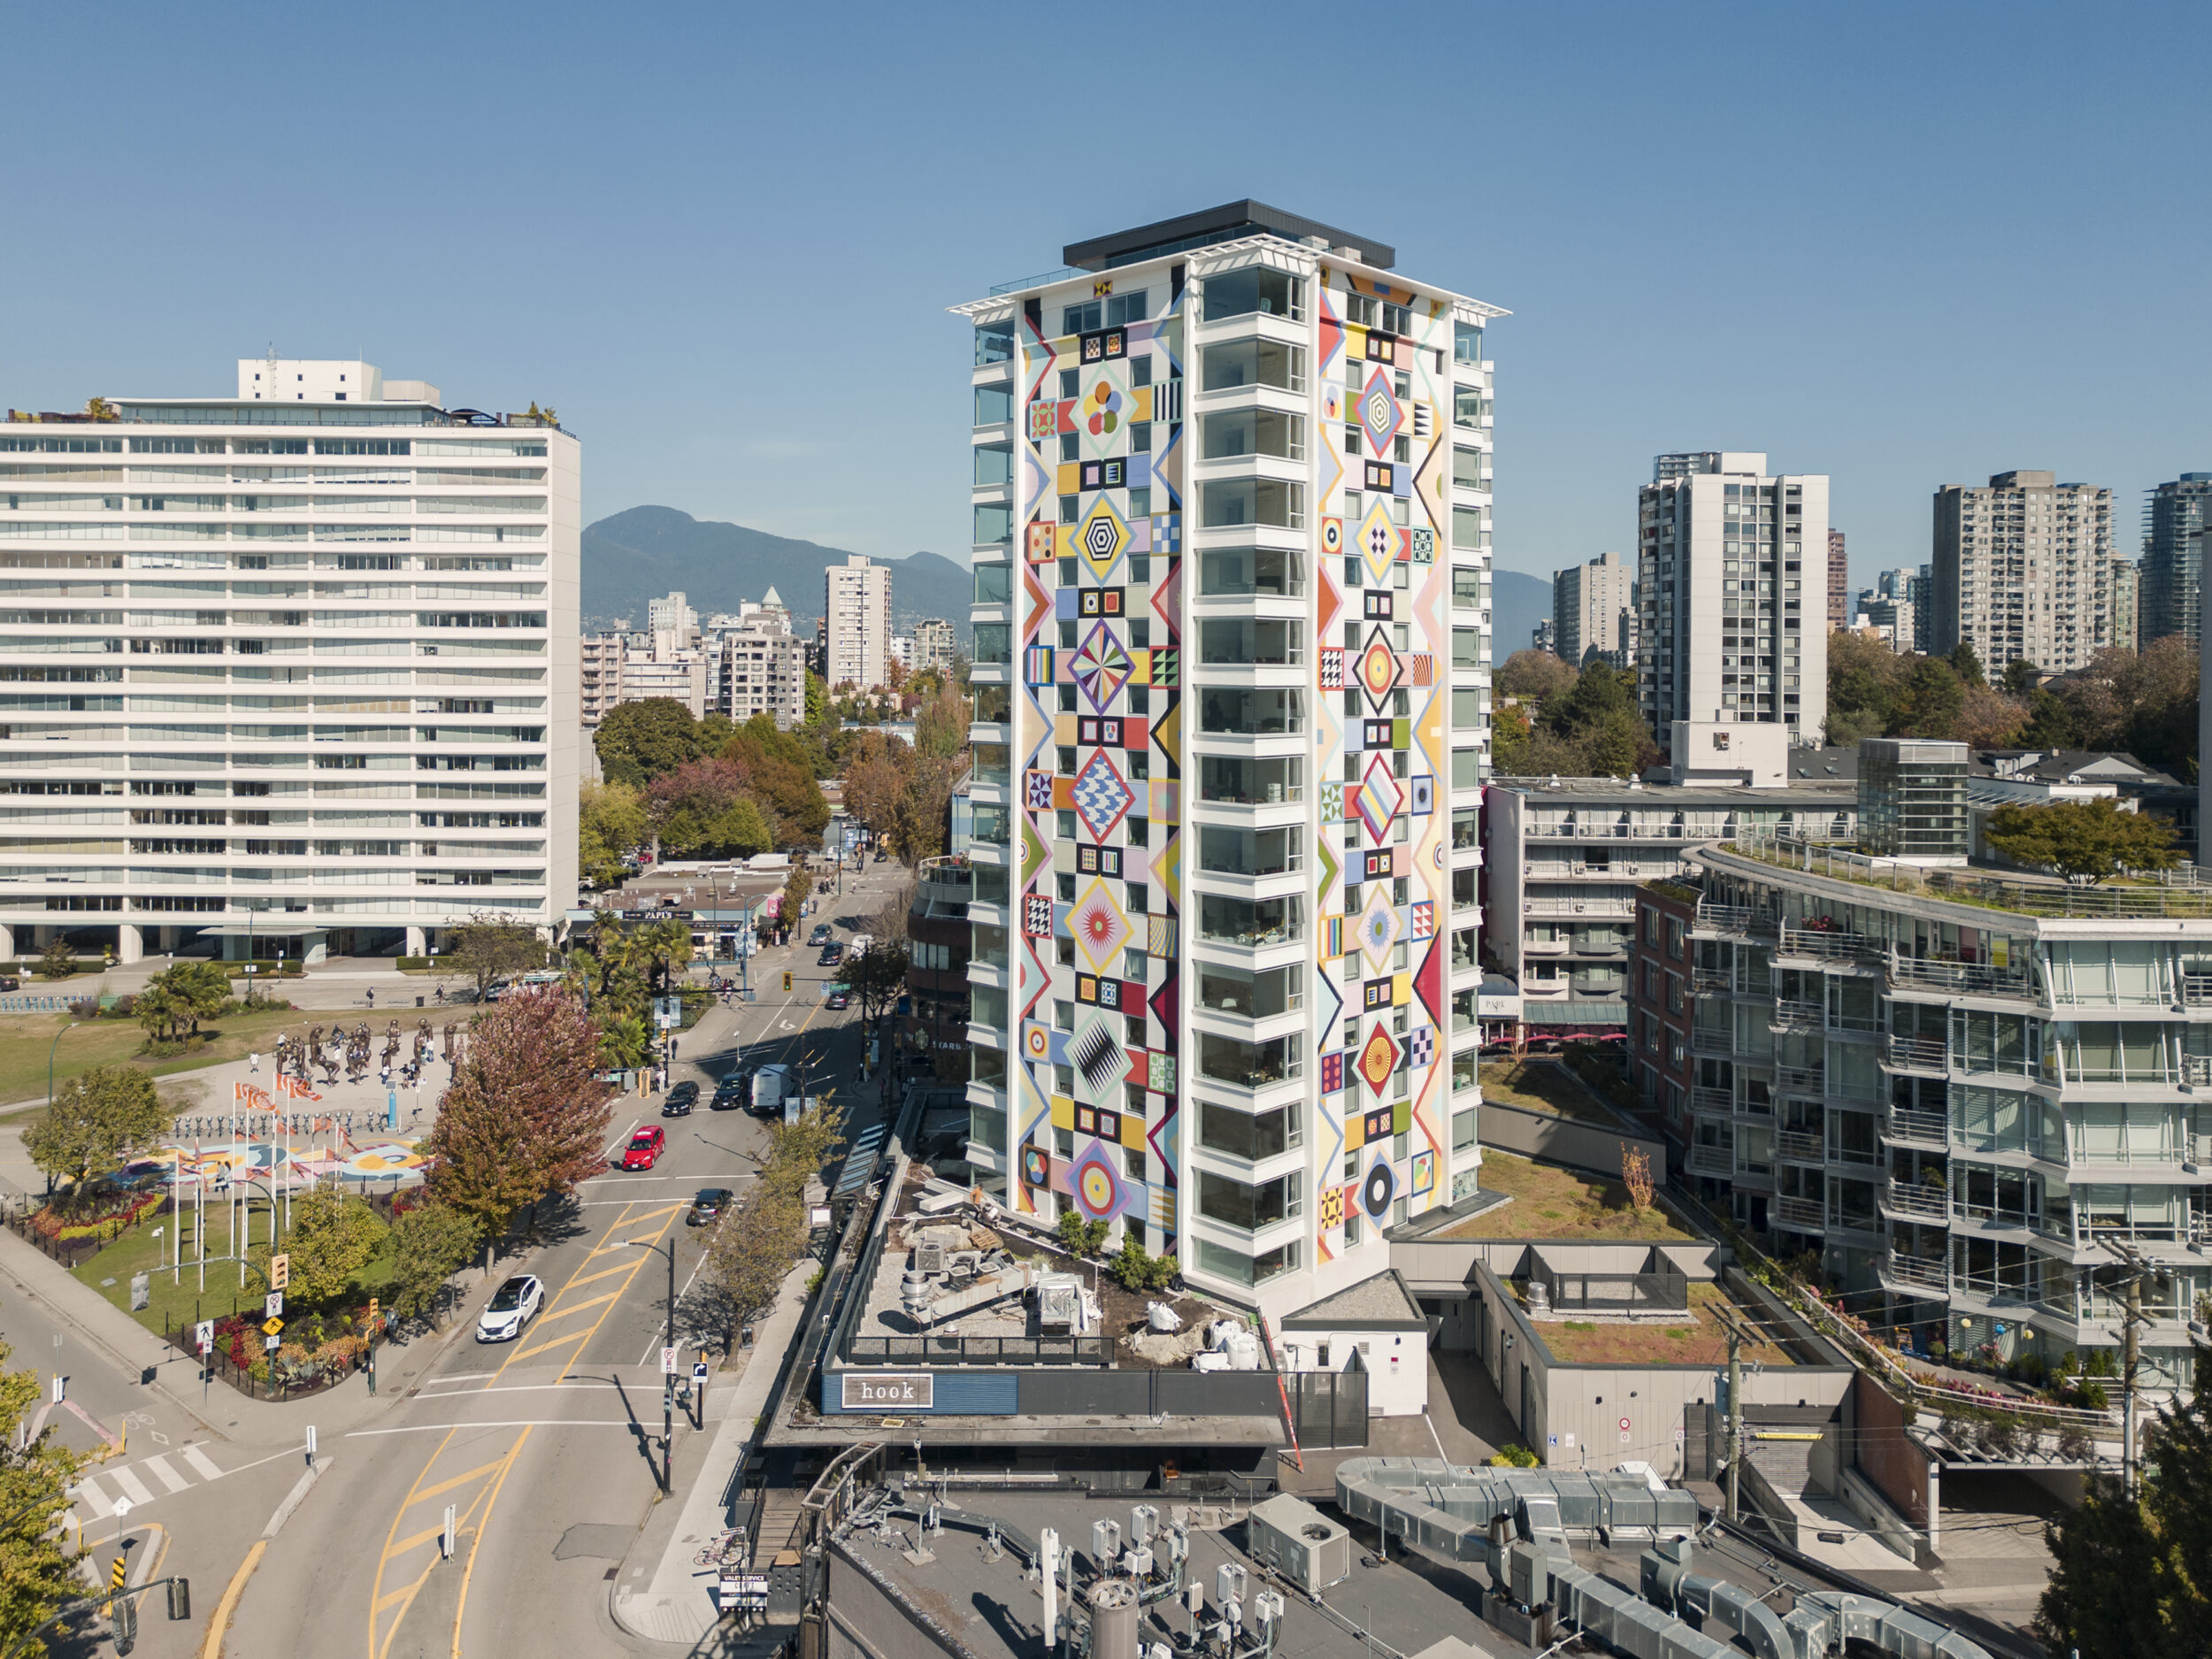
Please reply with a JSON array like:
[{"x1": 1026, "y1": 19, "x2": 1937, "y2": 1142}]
[
  {"x1": 825, "y1": 989, "x2": 849, "y2": 1010},
  {"x1": 661, "y1": 1080, "x2": 699, "y2": 1117},
  {"x1": 0, "y1": 976, "x2": 18, "y2": 992},
  {"x1": 687, "y1": 1187, "x2": 735, "y2": 1225},
  {"x1": 808, "y1": 924, "x2": 833, "y2": 947},
  {"x1": 618, "y1": 1126, "x2": 665, "y2": 1170},
  {"x1": 475, "y1": 1273, "x2": 545, "y2": 1343}
]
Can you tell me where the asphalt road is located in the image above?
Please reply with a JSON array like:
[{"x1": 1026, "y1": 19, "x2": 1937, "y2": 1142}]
[{"x1": 4, "y1": 858, "x2": 914, "y2": 1659}]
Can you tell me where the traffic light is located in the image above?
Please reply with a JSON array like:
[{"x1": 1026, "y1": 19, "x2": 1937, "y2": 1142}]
[
  {"x1": 166, "y1": 1579, "x2": 191, "y2": 1621},
  {"x1": 112, "y1": 1594, "x2": 135, "y2": 1655},
  {"x1": 782, "y1": 970, "x2": 794, "y2": 994},
  {"x1": 366, "y1": 1298, "x2": 379, "y2": 1327}
]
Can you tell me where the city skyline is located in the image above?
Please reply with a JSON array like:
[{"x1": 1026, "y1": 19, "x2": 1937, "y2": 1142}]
[{"x1": 0, "y1": 4, "x2": 2202, "y2": 596}]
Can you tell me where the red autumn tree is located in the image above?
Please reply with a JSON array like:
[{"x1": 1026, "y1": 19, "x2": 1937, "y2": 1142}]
[{"x1": 424, "y1": 986, "x2": 612, "y2": 1239}]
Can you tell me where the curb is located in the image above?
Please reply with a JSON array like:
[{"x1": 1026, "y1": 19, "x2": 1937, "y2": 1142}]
[{"x1": 200, "y1": 1456, "x2": 328, "y2": 1659}]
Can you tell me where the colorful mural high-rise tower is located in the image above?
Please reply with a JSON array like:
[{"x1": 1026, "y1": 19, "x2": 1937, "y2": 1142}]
[{"x1": 955, "y1": 202, "x2": 1505, "y2": 1319}]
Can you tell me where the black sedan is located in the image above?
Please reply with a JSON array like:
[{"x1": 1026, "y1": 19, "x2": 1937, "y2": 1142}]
[
  {"x1": 710, "y1": 1074, "x2": 748, "y2": 1111},
  {"x1": 817, "y1": 944, "x2": 844, "y2": 967},
  {"x1": 687, "y1": 1187, "x2": 735, "y2": 1225},
  {"x1": 661, "y1": 1080, "x2": 700, "y2": 1117}
]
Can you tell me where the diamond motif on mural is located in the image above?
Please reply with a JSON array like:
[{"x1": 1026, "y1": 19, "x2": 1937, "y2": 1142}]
[
  {"x1": 1071, "y1": 621, "x2": 1132, "y2": 713},
  {"x1": 1320, "y1": 781, "x2": 1345, "y2": 824},
  {"x1": 1069, "y1": 878, "x2": 1130, "y2": 971},
  {"x1": 1077, "y1": 497, "x2": 1129, "y2": 581},
  {"x1": 1025, "y1": 770, "x2": 1054, "y2": 810},
  {"x1": 1319, "y1": 649, "x2": 1344, "y2": 690},
  {"x1": 1359, "y1": 496, "x2": 1404, "y2": 583},
  {"x1": 1360, "y1": 368, "x2": 1402, "y2": 457},
  {"x1": 1409, "y1": 899, "x2": 1434, "y2": 941},
  {"x1": 1023, "y1": 893, "x2": 1054, "y2": 937},
  {"x1": 1070, "y1": 748, "x2": 1135, "y2": 841},
  {"x1": 1356, "y1": 630, "x2": 1401, "y2": 711},
  {"x1": 1354, "y1": 754, "x2": 1404, "y2": 841},
  {"x1": 1356, "y1": 1025, "x2": 1400, "y2": 1094},
  {"x1": 1357, "y1": 883, "x2": 1402, "y2": 972}
]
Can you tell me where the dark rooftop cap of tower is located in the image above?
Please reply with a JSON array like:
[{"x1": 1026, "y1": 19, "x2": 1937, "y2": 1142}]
[{"x1": 1064, "y1": 200, "x2": 1394, "y2": 273}]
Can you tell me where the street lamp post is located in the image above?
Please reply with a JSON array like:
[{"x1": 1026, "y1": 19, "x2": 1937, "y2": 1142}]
[
  {"x1": 45, "y1": 1020, "x2": 81, "y2": 1112},
  {"x1": 626, "y1": 1238, "x2": 676, "y2": 1493}
]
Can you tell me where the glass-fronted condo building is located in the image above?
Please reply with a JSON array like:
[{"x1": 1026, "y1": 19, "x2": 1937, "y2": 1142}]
[
  {"x1": 955, "y1": 202, "x2": 1505, "y2": 1317},
  {"x1": 1647, "y1": 835, "x2": 2212, "y2": 1390},
  {"x1": 0, "y1": 361, "x2": 578, "y2": 964}
]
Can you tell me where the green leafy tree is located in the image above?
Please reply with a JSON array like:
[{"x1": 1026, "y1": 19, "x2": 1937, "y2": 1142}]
[
  {"x1": 137, "y1": 957, "x2": 235, "y2": 1042},
  {"x1": 381, "y1": 1200, "x2": 484, "y2": 1323},
  {"x1": 259, "y1": 1188, "x2": 386, "y2": 1304},
  {"x1": 912, "y1": 683, "x2": 970, "y2": 760},
  {"x1": 596, "y1": 1010, "x2": 651, "y2": 1072},
  {"x1": 2001, "y1": 657, "x2": 2043, "y2": 696},
  {"x1": 23, "y1": 1066, "x2": 166, "y2": 1188},
  {"x1": 780, "y1": 864, "x2": 813, "y2": 937},
  {"x1": 443, "y1": 913, "x2": 546, "y2": 1002},
  {"x1": 888, "y1": 753, "x2": 963, "y2": 866},
  {"x1": 1893, "y1": 657, "x2": 1964, "y2": 739},
  {"x1": 1109, "y1": 1237, "x2": 1177, "y2": 1293},
  {"x1": 846, "y1": 941, "x2": 910, "y2": 1028},
  {"x1": 726, "y1": 721, "x2": 831, "y2": 848},
  {"x1": 35, "y1": 939, "x2": 73, "y2": 980},
  {"x1": 578, "y1": 780, "x2": 647, "y2": 887},
  {"x1": 1494, "y1": 649, "x2": 1576, "y2": 701},
  {"x1": 1985, "y1": 797, "x2": 2181, "y2": 886},
  {"x1": 2038, "y1": 1351, "x2": 2212, "y2": 1657},
  {"x1": 1488, "y1": 701, "x2": 1533, "y2": 773},
  {"x1": 2020, "y1": 687, "x2": 2078, "y2": 749},
  {"x1": 803, "y1": 667, "x2": 828, "y2": 730},
  {"x1": 1824, "y1": 627, "x2": 1914, "y2": 742},
  {"x1": 1056, "y1": 1211, "x2": 1110, "y2": 1257},
  {"x1": 1947, "y1": 638, "x2": 1986, "y2": 688},
  {"x1": 761, "y1": 1095, "x2": 847, "y2": 1198},
  {"x1": 704, "y1": 1180, "x2": 805, "y2": 1333},
  {"x1": 0, "y1": 1338, "x2": 87, "y2": 1652},
  {"x1": 631, "y1": 917, "x2": 692, "y2": 994},
  {"x1": 593, "y1": 697, "x2": 703, "y2": 789}
]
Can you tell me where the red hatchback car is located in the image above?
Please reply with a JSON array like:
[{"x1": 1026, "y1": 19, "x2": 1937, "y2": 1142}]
[{"x1": 618, "y1": 1126, "x2": 665, "y2": 1171}]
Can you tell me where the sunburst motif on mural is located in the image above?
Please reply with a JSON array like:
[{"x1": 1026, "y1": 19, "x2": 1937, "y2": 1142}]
[
  {"x1": 1356, "y1": 1025, "x2": 1400, "y2": 1094},
  {"x1": 1356, "y1": 883, "x2": 1402, "y2": 973},
  {"x1": 1071, "y1": 621, "x2": 1132, "y2": 713},
  {"x1": 1069, "y1": 879, "x2": 1130, "y2": 971}
]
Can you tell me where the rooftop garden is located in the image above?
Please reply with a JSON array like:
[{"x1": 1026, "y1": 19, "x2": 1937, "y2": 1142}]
[
  {"x1": 1520, "y1": 1281, "x2": 1795, "y2": 1367},
  {"x1": 1712, "y1": 837, "x2": 2212, "y2": 920},
  {"x1": 1432, "y1": 1150, "x2": 1693, "y2": 1242},
  {"x1": 1479, "y1": 1058, "x2": 1627, "y2": 1126}
]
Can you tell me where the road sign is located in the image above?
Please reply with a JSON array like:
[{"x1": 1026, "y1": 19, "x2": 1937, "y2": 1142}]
[
  {"x1": 194, "y1": 1320, "x2": 214, "y2": 1355},
  {"x1": 110, "y1": 1553, "x2": 127, "y2": 1590},
  {"x1": 261, "y1": 1317, "x2": 284, "y2": 1337},
  {"x1": 129, "y1": 1272, "x2": 150, "y2": 1312},
  {"x1": 660, "y1": 1347, "x2": 679, "y2": 1375},
  {"x1": 265, "y1": 1292, "x2": 284, "y2": 1320},
  {"x1": 267, "y1": 1254, "x2": 288, "y2": 1291},
  {"x1": 264, "y1": 1334, "x2": 281, "y2": 1352},
  {"x1": 1619, "y1": 1417, "x2": 1631, "y2": 1432}
]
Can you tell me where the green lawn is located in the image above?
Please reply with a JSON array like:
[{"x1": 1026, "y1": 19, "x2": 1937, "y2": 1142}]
[
  {"x1": 1438, "y1": 1150, "x2": 1693, "y2": 1241},
  {"x1": 0, "y1": 1006, "x2": 314, "y2": 1114},
  {"x1": 1480, "y1": 1059, "x2": 1623, "y2": 1125},
  {"x1": 66, "y1": 1194, "x2": 395, "y2": 1340}
]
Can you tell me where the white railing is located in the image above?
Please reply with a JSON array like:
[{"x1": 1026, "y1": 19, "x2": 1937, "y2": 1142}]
[
  {"x1": 1884, "y1": 1108, "x2": 1948, "y2": 1147},
  {"x1": 1771, "y1": 1196, "x2": 1824, "y2": 1231},
  {"x1": 1881, "y1": 1253, "x2": 1950, "y2": 1294},
  {"x1": 1775, "y1": 1130, "x2": 1824, "y2": 1164},
  {"x1": 1885, "y1": 1034, "x2": 1947, "y2": 1071},
  {"x1": 1882, "y1": 1180, "x2": 1949, "y2": 1223}
]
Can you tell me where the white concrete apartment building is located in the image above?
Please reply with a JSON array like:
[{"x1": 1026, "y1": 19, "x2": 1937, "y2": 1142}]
[
  {"x1": 912, "y1": 618, "x2": 956, "y2": 674},
  {"x1": 714, "y1": 589, "x2": 805, "y2": 728},
  {"x1": 1637, "y1": 452, "x2": 1829, "y2": 764},
  {"x1": 955, "y1": 199, "x2": 1505, "y2": 1321},
  {"x1": 1551, "y1": 549, "x2": 1634, "y2": 669},
  {"x1": 823, "y1": 554, "x2": 892, "y2": 690},
  {"x1": 580, "y1": 631, "x2": 626, "y2": 727},
  {"x1": 1931, "y1": 470, "x2": 2115, "y2": 675},
  {"x1": 0, "y1": 360, "x2": 576, "y2": 963}
]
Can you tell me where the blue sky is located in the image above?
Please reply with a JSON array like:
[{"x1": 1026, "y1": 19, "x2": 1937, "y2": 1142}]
[{"x1": 4, "y1": 3, "x2": 2204, "y2": 596}]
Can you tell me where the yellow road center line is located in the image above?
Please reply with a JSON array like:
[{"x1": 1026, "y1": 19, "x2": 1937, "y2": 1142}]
[
  {"x1": 200, "y1": 1537, "x2": 265, "y2": 1659},
  {"x1": 382, "y1": 1523, "x2": 449, "y2": 1559},
  {"x1": 394, "y1": 1459, "x2": 507, "y2": 1512},
  {"x1": 449, "y1": 1425, "x2": 531, "y2": 1659},
  {"x1": 525, "y1": 1291, "x2": 621, "y2": 1326},
  {"x1": 368, "y1": 1426, "x2": 457, "y2": 1659}
]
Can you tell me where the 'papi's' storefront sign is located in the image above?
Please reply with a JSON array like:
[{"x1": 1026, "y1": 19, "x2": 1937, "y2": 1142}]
[{"x1": 840, "y1": 1371, "x2": 933, "y2": 1411}]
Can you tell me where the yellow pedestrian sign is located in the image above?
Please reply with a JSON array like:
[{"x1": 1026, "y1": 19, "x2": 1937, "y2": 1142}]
[{"x1": 261, "y1": 1317, "x2": 284, "y2": 1337}]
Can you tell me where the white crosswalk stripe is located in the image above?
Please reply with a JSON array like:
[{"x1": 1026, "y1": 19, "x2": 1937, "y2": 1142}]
[
  {"x1": 142, "y1": 1455, "x2": 189, "y2": 1494},
  {"x1": 65, "y1": 1443, "x2": 227, "y2": 1529}
]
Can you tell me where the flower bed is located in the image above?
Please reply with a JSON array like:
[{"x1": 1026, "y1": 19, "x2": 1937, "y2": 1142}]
[{"x1": 27, "y1": 1188, "x2": 165, "y2": 1244}]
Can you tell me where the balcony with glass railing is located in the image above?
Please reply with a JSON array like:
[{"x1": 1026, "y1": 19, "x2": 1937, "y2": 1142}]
[{"x1": 1880, "y1": 1179, "x2": 1949, "y2": 1223}]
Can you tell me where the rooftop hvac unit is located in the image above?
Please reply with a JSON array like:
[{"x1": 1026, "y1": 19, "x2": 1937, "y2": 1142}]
[
  {"x1": 1244, "y1": 1494, "x2": 1352, "y2": 1594},
  {"x1": 915, "y1": 1240, "x2": 945, "y2": 1274}
]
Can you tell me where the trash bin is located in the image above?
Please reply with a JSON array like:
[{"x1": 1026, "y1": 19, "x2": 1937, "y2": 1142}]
[{"x1": 416, "y1": 995, "x2": 424, "y2": 1008}]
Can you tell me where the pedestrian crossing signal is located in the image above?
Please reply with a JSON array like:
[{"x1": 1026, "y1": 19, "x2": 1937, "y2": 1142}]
[{"x1": 782, "y1": 971, "x2": 793, "y2": 994}]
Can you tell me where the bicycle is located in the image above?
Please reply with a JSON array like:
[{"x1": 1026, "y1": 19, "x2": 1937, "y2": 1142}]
[{"x1": 692, "y1": 1527, "x2": 748, "y2": 1569}]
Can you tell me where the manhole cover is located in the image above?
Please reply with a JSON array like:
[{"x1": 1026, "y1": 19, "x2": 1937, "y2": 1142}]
[{"x1": 553, "y1": 1524, "x2": 634, "y2": 1561}]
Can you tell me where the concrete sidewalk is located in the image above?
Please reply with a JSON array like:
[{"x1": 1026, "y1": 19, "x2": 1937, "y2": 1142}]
[
  {"x1": 611, "y1": 1250, "x2": 818, "y2": 1646},
  {"x1": 0, "y1": 1219, "x2": 514, "y2": 1447}
]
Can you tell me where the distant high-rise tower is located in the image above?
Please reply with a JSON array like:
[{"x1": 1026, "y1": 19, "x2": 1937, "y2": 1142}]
[
  {"x1": 1826, "y1": 529, "x2": 1848, "y2": 631},
  {"x1": 1931, "y1": 471, "x2": 2114, "y2": 674},
  {"x1": 2142, "y1": 474, "x2": 2212, "y2": 649},
  {"x1": 1552, "y1": 551, "x2": 1635, "y2": 668},
  {"x1": 822, "y1": 555, "x2": 893, "y2": 690},
  {"x1": 1637, "y1": 453, "x2": 1830, "y2": 762}
]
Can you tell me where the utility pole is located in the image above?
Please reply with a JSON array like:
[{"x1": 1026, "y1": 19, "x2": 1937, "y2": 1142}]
[{"x1": 1713, "y1": 1307, "x2": 1746, "y2": 1523}]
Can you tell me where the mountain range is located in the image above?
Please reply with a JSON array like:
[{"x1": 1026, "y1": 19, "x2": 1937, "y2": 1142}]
[
  {"x1": 1491, "y1": 568, "x2": 1549, "y2": 661},
  {"x1": 581, "y1": 506, "x2": 972, "y2": 638}
]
